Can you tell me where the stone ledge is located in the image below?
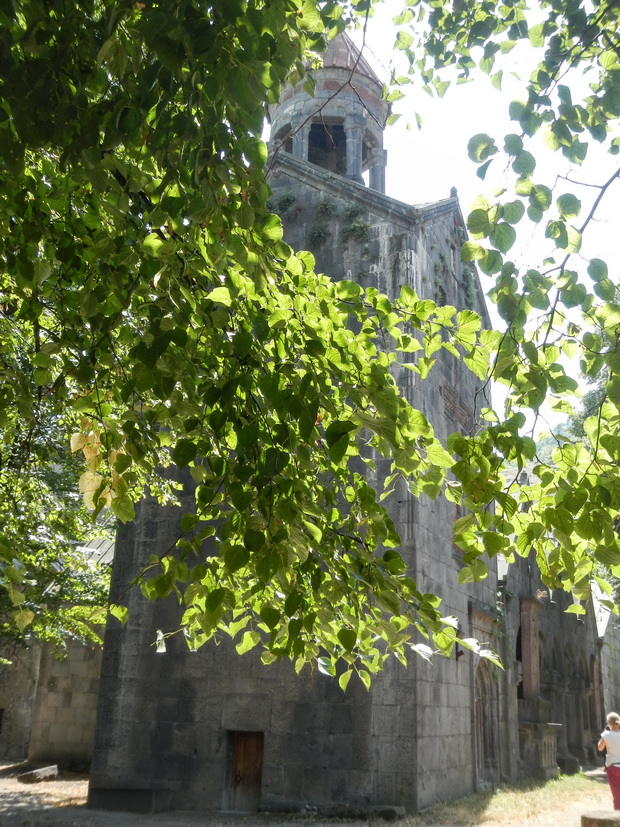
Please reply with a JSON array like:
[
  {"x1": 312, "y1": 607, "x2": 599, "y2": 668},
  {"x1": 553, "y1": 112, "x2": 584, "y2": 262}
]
[
  {"x1": 582, "y1": 811, "x2": 620, "y2": 826},
  {"x1": 17, "y1": 765, "x2": 58, "y2": 784}
]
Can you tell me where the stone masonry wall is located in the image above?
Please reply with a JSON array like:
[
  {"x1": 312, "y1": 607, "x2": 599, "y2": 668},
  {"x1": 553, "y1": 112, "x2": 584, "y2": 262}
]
[
  {"x1": 28, "y1": 641, "x2": 102, "y2": 766},
  {"x1": 504, "y1": 552, "x2": 609, "y2": 774},
  {"x1": 90, "y1": 489, "x2": 384, "y2": 814},
  {"x1": 601, "y1": 622, "x2": 620, "y2": 715},
  {"x1": 0, "y1": 646, "x2": 40, "y2": 759}
]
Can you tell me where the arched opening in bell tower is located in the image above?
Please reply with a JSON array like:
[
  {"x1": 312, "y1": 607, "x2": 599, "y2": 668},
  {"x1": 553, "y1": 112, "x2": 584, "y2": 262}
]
[{"x1": 308, "y1": 121, "x2": 346, "y2": 174}]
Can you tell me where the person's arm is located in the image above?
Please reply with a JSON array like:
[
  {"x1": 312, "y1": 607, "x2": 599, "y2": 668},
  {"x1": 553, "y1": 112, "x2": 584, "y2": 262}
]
[{"x1": 598, "y1": 735, "x2": 607, "y2": 752}]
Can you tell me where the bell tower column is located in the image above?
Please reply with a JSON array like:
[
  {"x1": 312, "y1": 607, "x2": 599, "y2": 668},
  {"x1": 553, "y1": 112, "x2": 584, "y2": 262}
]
[
  {"x1": 369, "y1": 147, "x2": 387, "y2": 193},
  {"x1": 344, "y1": 114, "x2": 364, "y2": 184},
  {"x1": 290, "y1": 114, "x2": 310, "y2": 161}
]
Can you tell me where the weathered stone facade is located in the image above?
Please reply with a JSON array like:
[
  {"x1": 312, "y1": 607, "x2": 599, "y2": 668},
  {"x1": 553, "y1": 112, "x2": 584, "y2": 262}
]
[
  {"x1": 85, "y1": 32, "x2": 620, "y2": 816},
  {"x1": 0, "y1": 646, "x2": 40, "y2": 760},
  {"x1": 503, "y1": 556, "x2": 620, "y2": 779}
]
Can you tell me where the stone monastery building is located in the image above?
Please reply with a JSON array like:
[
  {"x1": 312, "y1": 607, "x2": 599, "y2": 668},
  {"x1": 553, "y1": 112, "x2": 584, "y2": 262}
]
[{"x1": 1, "y1": 32, "x2": 618, "y2": 817}]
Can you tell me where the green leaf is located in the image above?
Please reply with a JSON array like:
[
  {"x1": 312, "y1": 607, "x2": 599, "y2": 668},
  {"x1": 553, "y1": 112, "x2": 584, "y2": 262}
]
[
  {"x1": 15, "y1": 609, "x2": 35, "y2": 632},
  {"x1": 564, "y1": 225, "x2": 582, "y2": 253},
  {"x1": 325, "y1": 420, "x2": 357, "y2": 463},
  {"x1": 467, "y1": 209, "x2": 490, "y2": 234},
  {"x1": 425, "y1": 443, "x2": 454, "y2": 468},
  {"x1": 490, "y1": 222, "x2": 516, "y2": 253},
  {"x1": 556, "y1": 193, "x2": 581, "y2": 218},
  {"x1": 244, "y1": 529, "x2": 265, "y2": 552},
  {"x1": 395, "y1": 31, "x2": 414, "y2": 50},
  {"x1": 529, "y1": 185, "x2": 552, "y2": 211},
  {"x1": 260, "y1": 606, "x2": 281, "y2": 630},
  {"x1": 528, "y1": 22, "x2": 545, "y2": 47},
  {"x1": 479, "y1": 250, "x2": 504, "y2": 275},
  {"x1": 565, "y1": 604, "x2": 586, "y2": 615},
  {"x1": 111, "y1": 495, "x2": 136, "y2": 523},
  {"x1": 206, "y1": 587, "x2": 227, "y2": 612},
  {"x1": 504, "y1": 134, "x2": 523, "y2": 155},
  {"x1": 337, "y1": 280, "x2": 361, "y2": 300},
  {"x1": 454, "y1": 514, "x2": 476, "y2": 534},
  {"x1": 433, "y1": 626, "x2": 456, "y2": 654},
  {"x1": 464, "y1": 347, "x2": 490, "y2": 380},
  {"x1": 594, "y1": 278, "x2": 616, "y2": 301},
  {"x1": 302, "y1": 519, "x2": 322, "y2": 543},
  {"x1": 461, "y1": 242, "x2": 486, "y2": 261},
  {"x1": 234, "y1": 329, "x2": 254, "y2": 358},
  {"x1": 238, "y1": 202, "x2": 255, "y2": 229},
  {"x1": 114, "y1": 453, "x2": 132, "y2": 474},
  {"x1": 482, "y1": 531, "x2": 505, "y2": 556},
  {"x1": 109, "y1": 604, "x2": 128, "y2": 625},
  {"x1": 208, "y1": 287, "x2": 232, "y2": 306},
  {"x1": 173, "y1": 439, "x2": 198, "y2": 468},
  {"x1": 467, "y1": 134, "x2": 498, "y2": 164},
  {"x1": 503, "y1": 200, "x2": 525, "y2": 225},
  {"x1": 236, "y1": 630, "x2": 261, "y2": 654},
  {"x1": 512, "y1": 151, "x2": 536, "y2": 175},
  {"x1": 225, "y1": 545, "x2": 250, "y2": 573},
  {"x1": 339, "y1": 669, "x2": 353, "y2": 691},
  {"x1": 337, "y1": 628, "x2": 357, "y2": 652},
  {"x1": 260, "y1": 214, "x2": 284, "y2": 242},
  {"x1": 588, "y1": 258, "x2": 608, "y2": 281},
  {"x1": 181, "y1": 513, "x2": 198, "y2": 533},
  {"x1": 243, "y1": 138, "x2": 268, "y2": 167},
  {"x1": 143, "y1": 233, "x2": 164, "y2": 256},
  {"x1": 458, "y1": 559, "x2": 489, "y2": 583}
]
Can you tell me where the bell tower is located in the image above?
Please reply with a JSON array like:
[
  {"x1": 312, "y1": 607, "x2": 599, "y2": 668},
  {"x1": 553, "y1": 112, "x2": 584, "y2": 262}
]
[
  {"x1": 268, "y1": 33, "x2": 389, "y2": 192},
  {"x1": 88, "y1": 28, "x2": 506, "y2": 824}
]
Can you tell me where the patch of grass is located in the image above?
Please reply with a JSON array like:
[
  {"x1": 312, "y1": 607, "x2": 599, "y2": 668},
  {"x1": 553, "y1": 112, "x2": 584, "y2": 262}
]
[{"x1": 404, "y1": 771, "x2": 609, "y2": 826}]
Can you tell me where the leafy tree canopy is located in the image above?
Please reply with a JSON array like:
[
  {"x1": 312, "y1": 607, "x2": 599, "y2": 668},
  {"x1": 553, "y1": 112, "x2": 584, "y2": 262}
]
[
  {"x1": 1, "y1": 0, "x2": 618, "y2": 683},
  {"x1": 392, "y1": 0, "x2": 620, "y2": 616},
  {"x1": 0, "y1": 381, "x2": 110, "y2": 654}
]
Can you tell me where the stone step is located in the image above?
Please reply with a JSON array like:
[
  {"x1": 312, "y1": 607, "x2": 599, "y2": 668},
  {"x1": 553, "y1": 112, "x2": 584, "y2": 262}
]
[
  {"x1": 17, "y1": 764, "x2": 59, "y2": 784},
  {"x1": 582, "y1": 812, "x2": 620, "y2": 826}
]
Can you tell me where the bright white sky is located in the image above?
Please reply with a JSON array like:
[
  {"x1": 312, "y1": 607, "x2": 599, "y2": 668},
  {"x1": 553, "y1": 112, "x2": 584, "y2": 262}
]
[
  {"x1": 352, "y1": 3, "x2": 619, "y2": 249},
  {"x1": 351, "y1": 2, "x2": 620, "y2": 433}
]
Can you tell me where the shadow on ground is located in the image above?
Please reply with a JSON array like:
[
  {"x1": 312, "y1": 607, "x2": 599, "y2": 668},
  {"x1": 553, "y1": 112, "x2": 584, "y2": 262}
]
[{"x1": 0, "y1": 762, "x2": 611, "y2": 827}]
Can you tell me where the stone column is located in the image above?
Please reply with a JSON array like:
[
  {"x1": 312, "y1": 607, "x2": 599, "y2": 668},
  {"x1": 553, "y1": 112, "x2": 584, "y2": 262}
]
[
  {"x1": 581, "y1": 688, "x2": 593, "y2": 759},
  {"x1": 520, "y1": 598, "x2": 542, "y2": 699},
  {"x1": 290, "y1": 114, "x2": 309, "y2": 161},
  {"x1": 344, "y1": 115, "x2": 364, "y2": 184},
  {"x1": 369, "y1": 148, "x2": 387, "y2": 193},
  {"x1": 592, "y1": 652, "x2": 603, "y2": 731},
  {"x1": 555, "y1": 683, "x2": 569, "y2": 752}
]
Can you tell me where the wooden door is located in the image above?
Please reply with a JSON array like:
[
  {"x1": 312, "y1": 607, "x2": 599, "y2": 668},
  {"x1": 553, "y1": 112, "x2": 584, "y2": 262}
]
[{"x1": 229, "y1": 731, "x2": 264, "y2": 812}]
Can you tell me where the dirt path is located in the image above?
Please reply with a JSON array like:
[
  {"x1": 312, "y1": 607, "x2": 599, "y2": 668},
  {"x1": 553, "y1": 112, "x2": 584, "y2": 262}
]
[{"x1": 0, "y1": 763, "x2": 615, "y2": 827}]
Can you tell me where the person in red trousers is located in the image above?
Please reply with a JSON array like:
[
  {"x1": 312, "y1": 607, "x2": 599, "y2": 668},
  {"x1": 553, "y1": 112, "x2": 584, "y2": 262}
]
[{"x1": 598, "y1": 712, "x2": 620, "y2": 809}]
